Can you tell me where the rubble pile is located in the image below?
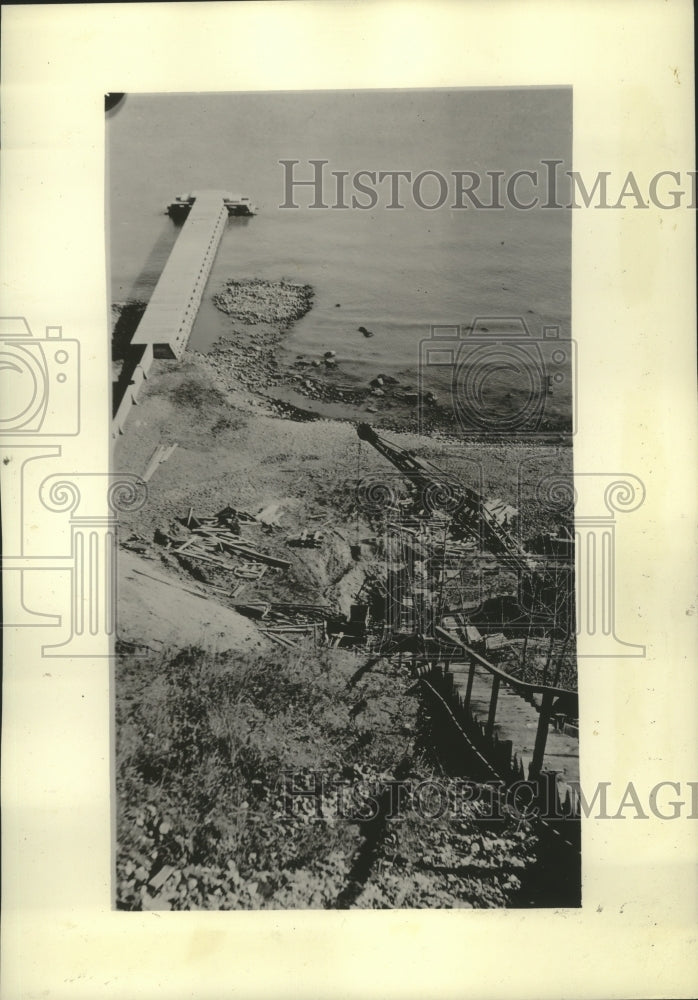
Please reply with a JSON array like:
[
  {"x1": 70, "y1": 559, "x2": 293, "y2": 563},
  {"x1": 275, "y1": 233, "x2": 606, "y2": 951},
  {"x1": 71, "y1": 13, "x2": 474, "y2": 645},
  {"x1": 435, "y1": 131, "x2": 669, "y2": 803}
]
[
  {"x1": 155, "y1": 505, "x2": 292, "y2": 598},
  {"x1": 213, "y1": 278, "x2": 314, "y2": 327},
  {"x1": 232, "y1": 601, "x2": 334, "y2": 649}
]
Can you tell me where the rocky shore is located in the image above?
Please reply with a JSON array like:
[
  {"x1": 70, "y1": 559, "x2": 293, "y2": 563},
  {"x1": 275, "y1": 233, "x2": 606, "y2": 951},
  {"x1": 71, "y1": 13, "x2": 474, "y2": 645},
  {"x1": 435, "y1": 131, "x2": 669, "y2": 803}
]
[
  {"x1": 207, "y1": 278, "x2": 449, "y2": 433},
  {"x1": 112, "y1": 277, "x2": 570, "y2": 445},
  {"x1": 213, "y1": 278, "x2": 314, "y2": 327}
]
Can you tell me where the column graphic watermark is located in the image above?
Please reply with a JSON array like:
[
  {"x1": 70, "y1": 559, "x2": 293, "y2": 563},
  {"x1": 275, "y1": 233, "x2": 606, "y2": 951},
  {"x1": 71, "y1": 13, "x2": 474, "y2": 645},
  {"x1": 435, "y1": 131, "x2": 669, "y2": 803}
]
[{"x1": 1, "y1": 315, "x2": 147, "y2": 657}]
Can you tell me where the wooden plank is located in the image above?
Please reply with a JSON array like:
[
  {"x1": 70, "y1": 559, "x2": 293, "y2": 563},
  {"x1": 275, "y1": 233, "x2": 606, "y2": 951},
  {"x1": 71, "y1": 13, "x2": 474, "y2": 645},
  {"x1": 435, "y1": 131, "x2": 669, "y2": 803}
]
[
  {"x1": 218, "y1": 540, "x2": 291, "y2": 569},
  {"x1": 131, "y1": 568, "x2": 213, "y2": 602},
  {"x1": 485, "y1": 675, "x2": 500, "y2": 740},
  {"x1": 260, "y1": 630, "x2": 298, "y2": 650},
  {"x1": 176, "y1": 549, "x2": 232, "y2": 567},
  {"x1": 529, "y1": 690, "x2": 555, "y2": 780},
  {"x1": 142, "y1": 445, "x2": 165, "y2": 483},
  {"x1": 463, "y1": 658, "x2": 476, "y2": 711},
  {"x1": 265, "y1": 626, "x2": 315, "y2": 634},
  {"x1": 233, "y1": 564, "x2": 267, "y2": 581},
  {"x1": 174, "y1": 537, "x2": 196, "y2": 552}
]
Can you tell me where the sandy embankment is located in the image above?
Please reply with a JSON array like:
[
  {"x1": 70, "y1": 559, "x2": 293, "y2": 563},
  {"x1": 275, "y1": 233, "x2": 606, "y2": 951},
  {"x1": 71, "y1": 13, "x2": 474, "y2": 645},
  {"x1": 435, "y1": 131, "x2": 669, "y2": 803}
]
[
  {"x1": 112, "y1": 279, "x2": 572, "y2": 655},
  {"x1": 112, "y1": 346, "x2": 391, "y2": 650},
  {"x1": 117, "y1": 549, "x2": 266, "y2": 654}
]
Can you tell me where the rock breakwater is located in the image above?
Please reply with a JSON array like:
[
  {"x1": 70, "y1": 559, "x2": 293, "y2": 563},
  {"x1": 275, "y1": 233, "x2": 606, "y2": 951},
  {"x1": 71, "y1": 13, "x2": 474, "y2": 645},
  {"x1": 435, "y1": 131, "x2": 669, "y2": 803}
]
[{"x1": 213, "y1": 278, "x2": 314, "y2": 327}]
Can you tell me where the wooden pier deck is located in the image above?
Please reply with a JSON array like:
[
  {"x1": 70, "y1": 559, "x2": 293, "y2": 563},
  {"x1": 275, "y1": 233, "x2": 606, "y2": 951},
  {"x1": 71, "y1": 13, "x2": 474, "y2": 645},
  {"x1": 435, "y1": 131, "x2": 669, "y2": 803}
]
[{"x1": 131, "y1": 190, "x2": 229, "y2": 360}]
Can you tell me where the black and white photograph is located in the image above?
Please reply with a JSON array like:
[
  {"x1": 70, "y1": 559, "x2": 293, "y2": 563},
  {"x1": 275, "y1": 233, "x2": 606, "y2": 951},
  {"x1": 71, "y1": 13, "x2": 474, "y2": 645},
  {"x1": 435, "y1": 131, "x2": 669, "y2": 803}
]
[
  {"x1": 2, "y1": 3, "x2": 696, "y2": 997},
  {"x1": 109, "y1": 88, "x2": 580, "y2": 910}
]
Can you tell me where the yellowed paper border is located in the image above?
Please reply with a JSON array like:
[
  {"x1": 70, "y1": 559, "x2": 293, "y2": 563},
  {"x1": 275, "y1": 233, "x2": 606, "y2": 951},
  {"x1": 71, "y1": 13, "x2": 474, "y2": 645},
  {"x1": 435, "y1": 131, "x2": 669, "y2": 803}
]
[{"x1": 1, "y1": 2, "x2": 696, "y2": 998}]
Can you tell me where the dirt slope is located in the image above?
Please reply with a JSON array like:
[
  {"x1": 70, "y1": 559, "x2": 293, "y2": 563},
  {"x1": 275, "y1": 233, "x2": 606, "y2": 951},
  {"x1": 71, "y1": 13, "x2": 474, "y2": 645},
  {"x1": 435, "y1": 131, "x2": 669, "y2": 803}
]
[{"x1": 117, "y1": 550, "x2": 267, "y2": 654}]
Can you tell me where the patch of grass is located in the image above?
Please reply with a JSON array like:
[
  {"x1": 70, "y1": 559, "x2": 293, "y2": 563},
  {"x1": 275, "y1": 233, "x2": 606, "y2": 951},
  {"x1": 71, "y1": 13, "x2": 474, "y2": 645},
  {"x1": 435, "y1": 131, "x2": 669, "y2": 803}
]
[
  {"x1": 168, "y1": 376, "x2": 227, "y2": 412},
  {"x1": 211, "y1": 413, "x2": 246, "y2": 436},
  {"x1": 115, "y1": 642, "x2": 537, "y2": 910}
]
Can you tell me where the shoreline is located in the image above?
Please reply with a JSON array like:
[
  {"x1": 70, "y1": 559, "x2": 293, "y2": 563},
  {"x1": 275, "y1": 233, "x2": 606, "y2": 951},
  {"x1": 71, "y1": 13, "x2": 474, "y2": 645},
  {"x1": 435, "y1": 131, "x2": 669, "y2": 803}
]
[
  {"x1": 208, "y1": 276, "x2": 573, "y2": 441},
  {"x1": 113, "y1": 276, "x2": 573, "y2": 443}
]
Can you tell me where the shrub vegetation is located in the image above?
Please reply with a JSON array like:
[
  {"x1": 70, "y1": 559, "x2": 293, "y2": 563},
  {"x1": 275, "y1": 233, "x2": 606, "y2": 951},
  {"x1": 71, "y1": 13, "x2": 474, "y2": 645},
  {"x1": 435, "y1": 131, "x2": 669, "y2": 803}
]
[{"x1": 116, "y1": 642, "x2": 536, "y2": 909}]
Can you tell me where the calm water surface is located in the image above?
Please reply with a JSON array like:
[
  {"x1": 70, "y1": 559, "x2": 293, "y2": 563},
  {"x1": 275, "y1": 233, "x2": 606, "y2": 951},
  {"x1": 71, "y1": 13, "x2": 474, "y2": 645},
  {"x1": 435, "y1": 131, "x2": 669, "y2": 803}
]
[{"x1": 108, "y1": 89, "x2": 571, "y2": 401}]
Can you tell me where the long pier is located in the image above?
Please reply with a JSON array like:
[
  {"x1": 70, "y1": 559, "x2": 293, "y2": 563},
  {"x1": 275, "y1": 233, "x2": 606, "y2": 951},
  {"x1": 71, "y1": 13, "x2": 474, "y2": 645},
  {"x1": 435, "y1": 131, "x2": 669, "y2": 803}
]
[
  {"x1": 131, "y1": 190, "x2": 230, "y2": 360},
  {"x1": 112, "y1": 190, "x2": 253, "y2": 438}
]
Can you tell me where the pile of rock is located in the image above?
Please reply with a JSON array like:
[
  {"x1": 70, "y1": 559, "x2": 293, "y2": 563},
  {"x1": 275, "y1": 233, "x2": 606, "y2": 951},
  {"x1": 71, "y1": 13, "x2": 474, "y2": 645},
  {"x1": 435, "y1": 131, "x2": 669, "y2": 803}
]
[
  {"x1": 213, "y1": 278, "x2": 314, "y2": 327},
  {"x1": 369, "y1": 373, "x2": 399, "y2": 391},
  {"x1": 294, "y1": 349, "x2": 338, "y2": 371}
]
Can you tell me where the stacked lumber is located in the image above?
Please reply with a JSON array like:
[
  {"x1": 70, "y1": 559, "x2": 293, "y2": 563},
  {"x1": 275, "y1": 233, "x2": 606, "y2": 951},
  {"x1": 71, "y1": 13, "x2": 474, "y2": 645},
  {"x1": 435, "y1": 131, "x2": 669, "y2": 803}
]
[
  {"x1": 232, "y1": 601, "x2": 330, "y2": 629},
  {"x1": 286, "y1": 530, "x2": 324, "y2": 548},
  {"x1": 231, "y1": 602, "x2": 331, "y2": 649},
  {"x1": 157, "y1": 507, "x2": 292, "y2": 576}
]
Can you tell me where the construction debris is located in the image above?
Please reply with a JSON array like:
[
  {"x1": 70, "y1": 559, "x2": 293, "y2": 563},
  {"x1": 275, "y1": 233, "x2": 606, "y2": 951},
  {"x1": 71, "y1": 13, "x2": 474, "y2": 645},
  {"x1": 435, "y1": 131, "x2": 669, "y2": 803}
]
[
  {"x1": 233, "y1": 602, "x2": 331, "y2": 629},
  {"x1": 259, "y1": 630, "x2": 299, "y2": 650},
  {"x1": 484, "y1": 632, "x2": 509, "y2": 652},
  {"x1": 155, "y1": 505, "x2": 292, "y2": 575},
  {"x1": 121, "y1": 532, "x2": 148, "y2": 554},
  {"x1": 256, "y1": 502, "x2": 285, "y2": 528},
  {"x1": 287, "y1": 530, "x2": 324, "y2": 548}
]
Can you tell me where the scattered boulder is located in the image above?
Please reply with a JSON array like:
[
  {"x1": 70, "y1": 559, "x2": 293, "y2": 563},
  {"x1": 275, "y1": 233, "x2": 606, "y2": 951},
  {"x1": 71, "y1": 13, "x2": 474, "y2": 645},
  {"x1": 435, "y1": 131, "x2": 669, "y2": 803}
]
[
  {"x1": 358, "y1": 325, "x2": 374, "y2": 338},
  {"x1": 324, "y1": 350, "x2": 336, "y2": 359}
]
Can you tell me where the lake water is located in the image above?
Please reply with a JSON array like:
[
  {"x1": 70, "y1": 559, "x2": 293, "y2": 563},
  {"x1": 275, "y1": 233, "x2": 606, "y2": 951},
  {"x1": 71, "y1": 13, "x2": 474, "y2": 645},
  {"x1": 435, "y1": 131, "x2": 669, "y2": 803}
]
[{"x1": 107, "y1": 89, "x2": 572, "y2": 409}]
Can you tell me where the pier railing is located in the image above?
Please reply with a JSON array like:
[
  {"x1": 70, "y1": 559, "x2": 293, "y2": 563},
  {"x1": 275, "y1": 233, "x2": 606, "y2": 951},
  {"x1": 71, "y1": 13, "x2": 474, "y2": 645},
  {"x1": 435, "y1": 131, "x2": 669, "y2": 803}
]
[
  {"x1": 431, "y1": 625, "x2": 577, "y2": 781},
  {"x1": 112, "y1": 344, "x2": 154, "y2": 438}
]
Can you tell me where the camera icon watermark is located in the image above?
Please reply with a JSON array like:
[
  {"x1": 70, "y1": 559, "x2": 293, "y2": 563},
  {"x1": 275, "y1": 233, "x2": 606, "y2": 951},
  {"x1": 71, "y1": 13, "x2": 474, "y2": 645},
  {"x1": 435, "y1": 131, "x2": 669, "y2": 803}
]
[
  {"x1": 0, "y1": 314, "x2": 148, "y2": 657},
  {"x1": 0, "y1": 317, "x2": 80, "y2": 436},
  {"x1": 418, "y1": 318, "x2": 576, "y2": 438}
]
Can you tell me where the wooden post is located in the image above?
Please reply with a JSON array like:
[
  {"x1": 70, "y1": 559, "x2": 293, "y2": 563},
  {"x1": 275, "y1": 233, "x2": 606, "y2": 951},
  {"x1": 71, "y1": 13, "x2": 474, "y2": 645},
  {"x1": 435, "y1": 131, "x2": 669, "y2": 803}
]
[
  {"x1": 485, "y1": 675, "x2": 500, "y2": 741},
  {"x1": 497, "y1": 738, "x2": 514, "y2": 774},
  {"x1": 463, "y1": 658, "x2": 476, "y2": 711},
  {"x1": 539, "y1": 768, "x2": 565, "y2": 819},
  {"x1": 530, "y1": 690, "x2": 555, "y2": 780}
]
